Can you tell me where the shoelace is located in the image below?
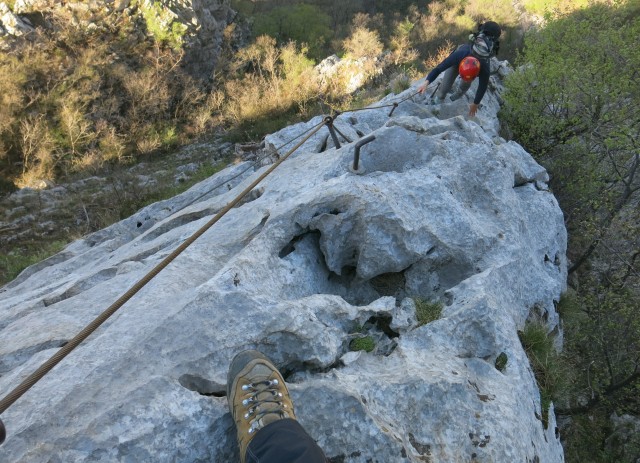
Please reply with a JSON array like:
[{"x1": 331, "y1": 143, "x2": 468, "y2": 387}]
[{"x1": 241, "y1": 379, "x2": 288, "y2": 434}]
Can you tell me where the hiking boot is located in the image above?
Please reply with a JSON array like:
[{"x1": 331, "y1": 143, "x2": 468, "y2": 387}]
[
  {"x1": 227, "y1": 350, "x2": 296, "y2": 462},
  {"x1": 428, "y1": 96, "x2": 441, "y2": 105}
]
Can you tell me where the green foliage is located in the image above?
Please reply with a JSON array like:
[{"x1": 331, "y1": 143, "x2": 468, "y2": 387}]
[
  {"x1": 555, "y1": 291, "x2": 580, "y2": 319},
  {"x1": 501, "y1": 1, "x2": 640, "y2": 270},
  {"x1": 559, "y1": 280, "x2": 640, "y2": 462},
  {"x1": 350, "y1": 336, "x2": 375, "y2": 353},
  {"x1": 518, "y1": 320, "x2": 564, "y2": 428},
  {"x1": 220, "y1": 37, "x2": 323, "y2": 139},
  {"x1": 389, "y1": 74, "x2": 411, "y2": 94},
  {"x1": 412, "y1": 0, "x2": 522, "y2": 63},
  {"x1": 343, "y1": 27, "x2": 383, "y2": 60},
  {"x1": 503, "y1": 3, "x2": 640, "y2": 460},
  {"x1": 523, "y1": 0, "x2": 591, "y2": 15},
  {"x1": 495, "y1": 352, "x2": 508, "y2": 372},
  {"x1": 0, "y1": 12, "x2": 216, "y2": 185},
  {"x1": 414, "y1": 298, "x2": 443, "y2": 326},
  {"x1": 0, "y1": 241, "x2": 67, "y2": 286},
  {"x1": 140, "y1": 1, "x2": 188, "y2": 50},
  {"x1": 253, "y1": 4, "x2": 331, "y2": 60}
]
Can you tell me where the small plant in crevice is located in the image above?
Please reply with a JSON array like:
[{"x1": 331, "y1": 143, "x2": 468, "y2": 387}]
[
  {"x1": 555, "y1": 290, "x2": 580, "y2": 320},
  {"x1": 495, "y1": 352, "x2": 508, "y2": 372},
  {"x1": 414, "y1": 298, "x2": 443, "y2": 326},
  {"x1": 518, "y1": 320, "x2": 565, "y2": 429},
  {"x1": 349, "y1": 336, "x2": 375, "y2": 353}
]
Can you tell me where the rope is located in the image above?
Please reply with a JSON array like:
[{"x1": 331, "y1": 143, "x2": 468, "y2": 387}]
[
  {"x1": 174, "y1": 91, "x2": 417, "y2": 214},
  {"x1": 0, "y1": 120, "x2": 327, "y2": 417},
  {"x1": 342, "y1": 90, "x2": 420, "y2": 114},
  {"x1": 0, "y1": 84, "x2": 422, "y2": 427},
  {"x1": 170, "y1": 121, "x2": 327, "y2": 215}
]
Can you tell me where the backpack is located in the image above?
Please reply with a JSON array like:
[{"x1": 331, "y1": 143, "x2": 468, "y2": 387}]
[{"x1": 469, "y1": 22, "x2": 501, "y2": 58}]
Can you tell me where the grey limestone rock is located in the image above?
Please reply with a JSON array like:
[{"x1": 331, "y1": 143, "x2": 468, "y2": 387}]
[{"x1": 0, "y1": 66, "x2": 566, "y2": 462}]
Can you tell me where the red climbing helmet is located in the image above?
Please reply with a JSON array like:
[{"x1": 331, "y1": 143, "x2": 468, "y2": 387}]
[{"x1": 459, "y1": 56, "x2": 481, "y2": 82}]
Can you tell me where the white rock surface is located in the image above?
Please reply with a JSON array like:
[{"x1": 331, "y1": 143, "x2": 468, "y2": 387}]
[
  {"x1": 0, "y1": 66, "x2": 567, "y2": 462},
  {"x1": 0, "y1": 2, "x2": 34, "y2": 36}
]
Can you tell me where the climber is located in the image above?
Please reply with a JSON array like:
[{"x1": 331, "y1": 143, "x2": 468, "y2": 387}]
[
  {"x1": 227, "y1": 350, "x2": 328, "y2": 462},
  {"x1": 417, "y1": 21, "x2": 502, "y2": 117}
]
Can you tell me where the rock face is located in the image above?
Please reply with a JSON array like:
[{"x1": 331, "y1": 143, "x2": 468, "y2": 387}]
[
  {"x1": 0, "y1": 66, "x2": 567, "y2": 462},
  {"x1": 0, "y1": 2, "x2": 34, "y2": 37},
  {"x1": 181, "y1": 0, "x2": 235, "y2": 79}
]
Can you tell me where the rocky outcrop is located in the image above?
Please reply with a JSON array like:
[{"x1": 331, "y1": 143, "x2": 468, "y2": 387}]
[
  {"x1": 180, "y1": 0, "x2": 235, "y2": 79},
  {"x1": 0, "y1": 65, "x2": 567, "y2": 462},
  {"x1": 0, "y1": 0, "x2": 235, "y2": 79},
  {"x1": 317, "y1": 54, "x2": 383, "y2": 94},
  {"x1": 0, "y1": 2, "x2": 34, "y2": 37}
]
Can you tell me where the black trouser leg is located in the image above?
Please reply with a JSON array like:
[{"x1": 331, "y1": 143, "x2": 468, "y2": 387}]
[{"x1": 245, "y1": 419, "x2": 327, "y2": 463}]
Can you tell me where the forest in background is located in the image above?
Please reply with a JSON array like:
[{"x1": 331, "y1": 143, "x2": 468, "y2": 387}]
[{"x1": 1, "y1": 0, "x2": 638, "y2": 461}]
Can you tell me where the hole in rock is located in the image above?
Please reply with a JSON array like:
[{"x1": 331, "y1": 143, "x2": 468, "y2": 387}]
[
  {"x1": 179, "y1": 374, "x2": 227, "y2": 397},
  {"x1": 369, "y1": 271, "x2": 406, "y2": 299},
  {"x1": 376, "y1": 315, "x2": 401, "y2": 339},
  {"x1": 278, "y1": 358, "x2": 343, "y2": 383},
  {"x1": 327, "y1": 265, "x2": 357, "y2": 286},
  {"x1": 278, "y1": 232, "x2": 317, "y2": 259},
  {"x1": 318, "y1": 134, "x2": 329, "y2": 153}
]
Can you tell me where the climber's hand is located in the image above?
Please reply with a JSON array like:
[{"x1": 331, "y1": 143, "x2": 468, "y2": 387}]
[
  {"x1": 418, "y1": 81, "x2": 430, "y2": 94},
  {"x1": 469, "y1": 103, "x2": 479, "y2": 117}
]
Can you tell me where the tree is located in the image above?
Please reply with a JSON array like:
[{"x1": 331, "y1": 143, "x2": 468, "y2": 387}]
[
  {"x1": 342, "y1": 26, "x2": 383, "y2": 60},
  {"x1": 502, "y1": 1, "x2": 640, "y2": 274},
  {"x1": 501, "y1": 2, "x2": 640, "y2": 461}
]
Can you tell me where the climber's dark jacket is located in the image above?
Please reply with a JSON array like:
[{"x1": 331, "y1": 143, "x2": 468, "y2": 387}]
[{"x1": 426, "y1": 44, "x2": 490, "y2": 105}]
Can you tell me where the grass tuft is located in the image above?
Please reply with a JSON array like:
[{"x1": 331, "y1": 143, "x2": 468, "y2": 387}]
[
  {"x1": 1, "y1": 241, "x2": 67, "y2": 286},
  {"x1": 414, "y1": 298, "x2": 443, "y2": 326},
  {"x1": 518, "y1": 320, "x2": 565, "y2": 428},
  {"x1": 349, "y1": 336, "x2": 375, "y2": 353}
]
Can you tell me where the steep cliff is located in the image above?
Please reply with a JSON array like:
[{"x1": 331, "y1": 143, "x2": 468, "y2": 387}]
[{"x1": 0, "y1": 63, "x2": 567, "y2": 462}]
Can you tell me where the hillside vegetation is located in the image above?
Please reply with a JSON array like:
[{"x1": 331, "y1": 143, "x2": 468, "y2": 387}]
[
  {"x1": 502, "y1": 1, "x2": 640, "y2": 461},
  {"x1": 1, "y1": 0, "x2": 525, "y2": 192},
  {"x1": 2, "y1": 0, "x2": 637, "y2": 460}
]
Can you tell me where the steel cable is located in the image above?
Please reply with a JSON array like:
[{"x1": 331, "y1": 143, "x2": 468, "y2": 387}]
[
  {"x1": 0, "y1": 85, "x2": 422, "y2": 433},
  {"x1": 0, "y1": 120, "x2": 327, "y2": 419}
]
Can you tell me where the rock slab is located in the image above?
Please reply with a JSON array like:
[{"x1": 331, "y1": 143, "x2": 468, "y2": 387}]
[{"x1": 0, "y1": 67, "x2": 567, "y2": 462}]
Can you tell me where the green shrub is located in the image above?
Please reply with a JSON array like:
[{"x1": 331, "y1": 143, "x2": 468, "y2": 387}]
[
  {"x1": 389, "y1": 74, "x2": 411, "y2": 94},
  {"x1": 555, "y1": 291, "x2": 580, "y2": 320},
  {"x1": 253, "y1": 4, "x2": 331, "y2": 60},
  {"x1": 140, "y1": 1, "x2": 187, "y2": 50},
  {"x1": 0, "y1": 11, "x2": 216, "y2": 185},
  {"x1": 495, "y1": 352, "x2": 508, "y2": 372},
  {"x1": 518, "y1": 320, "x2": 564, "y2": 428}
]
